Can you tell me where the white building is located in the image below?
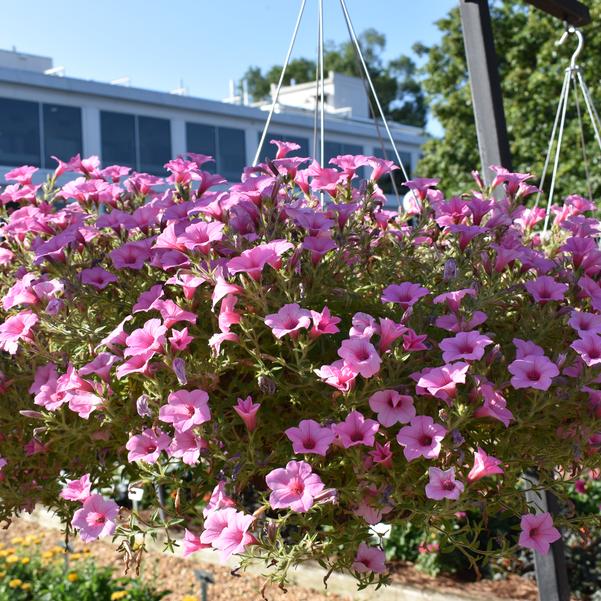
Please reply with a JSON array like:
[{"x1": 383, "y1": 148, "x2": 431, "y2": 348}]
[{"x1": 0, "y1": 49, "x2": 424, "y2": 197}]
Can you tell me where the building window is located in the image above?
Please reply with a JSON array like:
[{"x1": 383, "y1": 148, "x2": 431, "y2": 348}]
[
  {"x1": 256, "y1": 132, "x2": 309, "y2": 161},
  {"x1": 324, "y1": 141, "x2": 363, "y2": 162},
  {"x1": 101, "y1": 111, "x2": 171, "y2": 175},
  {"x1": 186, "y1": 123, "x2": 246, "y2": 181},
  {"x1": 43, "y1": 104, "x2": 82, "y2": 168},
  {"x1": 0, "y1": 97, "x2": 40, "y2": 167},
  {"x1": 373, "y1": 147, "x2": 412, "y2": 195}
]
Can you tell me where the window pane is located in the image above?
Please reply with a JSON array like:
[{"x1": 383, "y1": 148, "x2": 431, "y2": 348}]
[
  {"x1": 373, "y1": 147, "x2": 412, "y2": 194},
  {"x1": 324, "y1": 141, "x2": 343, "y2": 162},
  {"x1": 43, "y1": 104, "x2": 82, "y2": 168},
  {"x1": 101, "y1": 111, "x2": 136, "y2": 169},
  {"x1": 256, "y1": 132, "x2": 309, "y2": 161},
  {"x1": 218, "y1": 126, "x2": 246, "y2": 181},
  {"x1": 341, "y1": 143, "x2": 363, "y2": 156},
  {"x1": 138, "y1": 116, "x2": 171, "y2": 175},
  {"x1": 186, "y1": 122, "x2": 217, "y2": 173},
  {"x1": 0, "y1": 98, "x2": 40, "y2": 167}
]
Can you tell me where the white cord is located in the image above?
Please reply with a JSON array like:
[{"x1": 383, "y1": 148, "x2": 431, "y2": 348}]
[
  {"x1": 253, "y1": 0, "x2": 307, "y2": 167},
  {"x1": 577, "y1": 70, "x2": 601, "y2": 154}
]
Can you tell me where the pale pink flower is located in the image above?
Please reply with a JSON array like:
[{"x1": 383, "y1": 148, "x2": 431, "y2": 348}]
[
  {"x1": 0, "y1": 310, "x2": 38, "y2": 355},
  {"x1": 200, "y1": 508, "x2": 236, "y2": 545},
  {"x1": 508, "y1": 354, "x2": 559, "y2": 390},
  {"x1": 132, "y1": 285, "x2": 164, "y2": 313},
  {"x1": 368, "y1": 390, "x2": 415, "y2": 427},
  {"x1": 79, "y1": 353, "x2": 118, "y2": 382},
  {"x1": 337, "y1": 338, "x2": 381, "y2": 378},
  {"x1": 569, "y1": 310, "x2": 601, "y2": 336},
  {"x1": 349, "y1": 312, "x2": 380, "y2": 339},
  {"x1": 433, "y1": 288, "x2": 476, "y2": 312},
  {"x1": 425, "y1": 467, "x2": 464, "y2": 500},
  {"x1": 169, "y1": 327, "x2": 194, "y2": 351},
  {"x1": 285, "y1": 419, "x2": 335, "y2": 456},
  {"x1": 218, "y1": 295, "x2": 241, "y2": 333},
  {"x1": 203, "y1": 481, "x2": 236, "y2": 517},
  {"x1": 524, "y1": 276, "x2": 568, "y2": 303},
  {"x1": 124, "y1": 319, "x2": 166, "y2": 357},
  {"x1": 378, "y1": 318, "x2": 406, "y2": 352},
  {"x1": 302, "y1": 235, "x2": 337, "y2": 264},
  {"x1": 439, "y1": 331, "x2": 493, "y2": 362},
  {"x1": 403, "y1": 328, "x2": 428, "y2": 351},
  {"x1": 179, "y1": 221, "x2": 224, "y2": 253},
  {"x1": 79, "y1": 267, "x2": 118, "y2": 290},
  {"x1": 381, "y1": 282, "x2": 429, "y2": 309},
  {"x1": 211, "y1": 511, "x2": 256, "y2": 561},
  {"x1": 265, "y1": 303, "x2": 312, "y2": 339},
  {"x1": 310, "y1": 306, "x2": 341, "y2": 337},
  {"x1": 126, "y1": 428, "x2": 171, "y2": 463},
  {"x1": 352, "y1": 543, "x2": 386, "y2": 574},
  {"x1": 159, "y1": 389, "x2": 211, "y2": 433},
  {"x1": 467, "y1": 448, "x2": 504, "y2": 482},
  {"x1": 182, "y1": 529, "x2": 210, "y2": 557},
  {"x1": 115, "y1": 351, "x2": 155, "y2": 379},
  {"x1": 234, "y1": 396, "x2": 260, "y2": 432},
  {"x1": 61, "y1": 474, "x2": 92, "y2": 502},
  {"x1": 571, "y1": 332, "x2": 601, "y2": 367},
  {"x1": 169, "y1": 431, "x2": 207, "y2": 465},
  {"x1": 156, "y1": 300, "x2": 197, "y2": 329},
  {"x1": 416, "y1": 362, "x2": 469, "y2": 403},
  {"x1": 368, "y1": 441, "x2": 393, "y2": 468},
  {"x1": 266, "y1": 460, "x2": 325, "y2": 513},
  {"x1": 314, "y1": 360, "x2": 357, "y2": 392},
  {"x1": 227, "y1": 241, "x2": 293, "y2": 281},
  {"x1": 396, "y1": 416, "x2": 447, "y2": 461},
  {"x1": 513, "y1": 338, "x2": 545, "y2": 359},
  {"x1": 518, "y1": 512, "x2": 561, "y2": 555},
  {"x1": 72, "y1": 494, "x2": 119, "y2": 542},
  {"x1": 331, "y1": 410, "x2": 379, "y2": 448},
  {"x1": 473, "y1": 380, "x2": 514, "y2": 427}
]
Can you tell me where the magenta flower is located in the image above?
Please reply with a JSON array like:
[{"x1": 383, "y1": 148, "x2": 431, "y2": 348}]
[
  {"x1": 200, "y1": 508, "x2": 236, "y2": 545},
  {"x1": 332, "y1": 410, "x2": 380, "y2": 448},
  {"x1": 302, "y1": 235, "x2": 337, "y2": 264},
  {"x1": 60, "y1": 474, "x2": 92, "y2": 502},
  {"x1": 439, "y1": 331, "x2": 493, "y2": 362},
  {"x1": 368, "y1": 441, "x2": 393, "y2": 468},
  {"x1": 396, "y1": 416, "x2": 447, "y2": 461},
  {"x1": 433, "y1": 288, "x2": 476, "y2": 312},
  {"x1": 72, "y1": 494, "x2": 119, "y2": 542},
  {"x1": 378, "y1": 318, "x2": 406, "y2": 352},
  {"x1": 518, "y1": 512, "x2": 561, "y2": 555},
  {"x1": 156, "y1": 300, "x2": 197, "y2": 329},
  {"x1": 473, "y1": 380, "x2": 514, "y2": 427},
  {"x1": 568, "y1": 310, "x2": 601, "y2": 335},
  {"x1": 132, "y1": 285, "x2": 164, "y2": 314},
  {"x1": 265, "y1": 303, "x2": 311, "y2": 339},
  {"x1": 0, "y1": 310, "x2": 39, "y2": 355},
  {"x1": 381, "y1": 282, "x2": 429, "y2": 309},
  {"x1": 337, "y1": 338, "x2": 382, "y2": 378},
  {"x1": 126, "y1": 428, "x2": 171, "y2": 463},
  {"x1": 513, "y1": 338, "x2": 544, "y2": 359},
  {"x1": 179, "y1": 221, "x2": 225, "y2": 253},
  {"x1": 352, "y1": 543, "x2": 386, "y2": 574},
  {"x1": 234, "y1": 396, "x2": 260, "y2": 432},
  {"x1": 285, "y1": 419, "x2": 335, "y2": 456},
  {"x1": 314, "y1": 360, "x2": 357, "y2": 392},
  {"x1": 265, "y1": 460, "x2": 325, "y2": 512},
  {"x1": 211, "y1": 510, "x2": 256, "y2": 561},
  {"x1": 467, "y1": 448, "x2": 504, "y2": 482},
  {"x1": 169, "y1": 327, "x2": 194, "y2": 351},
  {"x1": 508, "y1": 354, "x2": 559, "y2": 390},
  {"x1": 182, "y1": 529, "x2": 210, "y2": 557},
  {"x1": 115, "y1": 351, "x2": 154, "y2": 380},
  {"x1": 310, "y1": 306, "x2": 341, "y2": 338},
  {"x1": 524, "y1": 276, "x2": 568, "y2": 304},
  {"x1": 159, "y1": 389, "x2": 211, "y2": 433},
  {"x1": 416, "y1": 362, "x2": 469, "y2": 403},
  {"x1": 203, "y1": 481, "x2": 236, "y2": 517},
  {"x1": 109, "y1": 240, "x2": 151, "y2": 270},
  {"x1": 124, "y1": 319, "x2": 166, "y2": 357},
  {"x1": 169, "y1": 431, "x2": 207, "y2": 466},
  {"x1": 368, "y1": 390, "x2": 415, "y2": 427},
  {"x1": 79, "y1": 267, "x2": 118, "y2": 290},
  {"x1": 425, "y1": 467, "x2": 464, "y2": 500},
  {"x1": 571, "y1": 332, "x2": 601, "y2": 367},
  {"x1": 227, "y1": 241, "x2": 292, "y2": 281},
  {"x1": 349, "y1": 312, "x2": 380, "y2": 339}
]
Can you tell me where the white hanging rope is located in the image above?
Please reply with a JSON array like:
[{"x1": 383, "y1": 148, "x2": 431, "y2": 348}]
[
  {"x1": 576, "y1": 71, "x2": 601, "y2": 155},
  {"x1": 318, "y1": 0, "x2": 325, "y2": 170},
  {"x1": 253, "y1": 0, "x2": 307, "y2": 167}
]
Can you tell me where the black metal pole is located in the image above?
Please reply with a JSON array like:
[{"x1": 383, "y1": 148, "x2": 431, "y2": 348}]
[{"x1": 459, "y1": 0, "x2": 512, "y2": 184}]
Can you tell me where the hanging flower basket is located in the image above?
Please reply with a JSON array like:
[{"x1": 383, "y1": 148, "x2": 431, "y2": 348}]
[{"x1": 0, "y1": 147, "x2": 599, "y2": 588}]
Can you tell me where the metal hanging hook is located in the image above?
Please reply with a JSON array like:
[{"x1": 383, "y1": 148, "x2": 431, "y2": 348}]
[{"x1": 556, "y1": 26, "x2": 584, "y2": 71}]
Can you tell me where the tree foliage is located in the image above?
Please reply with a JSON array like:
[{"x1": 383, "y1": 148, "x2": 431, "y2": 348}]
[
  {"x1": 241, "y1": 28, "x2": 427, "y2": 127},
  {"x1": 416, "y1": 1, "x2": 601, "y2": 199}
]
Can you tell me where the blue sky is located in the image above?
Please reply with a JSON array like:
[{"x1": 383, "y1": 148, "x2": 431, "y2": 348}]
[{"x1": 1, "y1": 0, "x2": 457, "y2": 103}]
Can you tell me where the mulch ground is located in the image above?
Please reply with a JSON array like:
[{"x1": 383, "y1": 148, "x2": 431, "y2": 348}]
[{"x1": 0, "y1": 517, "x2": 539, "y2": 601}]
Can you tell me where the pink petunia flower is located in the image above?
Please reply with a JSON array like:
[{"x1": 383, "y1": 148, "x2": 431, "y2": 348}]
[
  {"x1": 200, "y1": 508, "x2": 236, "y2": 546},
  {"x1": 368, "y1": 390, "x2": 416, "y2": 427},
  {"x1": 211, "y1": 511, "x2": 256, "y2": 561},
  {"x1": 331, "y1": 410, "x2": 380, "y2": 448},
  {"x1": 381, "y1": 282, "x2": 429, "y2": 309},
  {"x1": 115, "y1": 351, "x2": 155, "y2": 380},
  {"x1": 132, "y1": 285, "x2": 164, "y2": 314},
  {"x1": 467, "y1": 448, "x2": 504, "y2": 482},
  {"x1": 169, "y1": 327, "x2": 194, "y2": 351},
  {"x1": 518, "y1": 512, "x2": 561, "y2": 555},
  {"x1": 513, "y1": 338, "x2": 544, "y2": 359},
  {"x1": 227, "y1": 241, "x2": 293, "y2": 281},
  {"x1": 124, "y1": 319, "x2": 167, "y2": 357},
  {"x1": 155, "y1": 300, "x2": 197, "y2": 329},
  {"x1": 337, "y1": 338, "x2": 382, "y2": 378},
  {"x1": 314, "y1": 360, "x2": 357, "y2": 392},
  {"x1": 568, "y1": 310, "x2": 601, "y2": 336},
  {"x1": 524, "y1": 276, "x2": 568, "y2": 304},
  {"x1": 508, "y1": 354, "x2": 559, "y2": 390},
  {"x1": 433, "y1": 288, "x2": 476, "y2": 313},
  {"x1": 182, "y1": 529, "x2": 210, "y2": 557},
  {"x1": 72, "y1": 494, "x2": 119, "y2": 542},
  {"x1": 310, "y1": 306, "x2": 341, "y2": 338},
  {"x1": 368, "y1": 441, "x2": 393, "y2": 468},
  {"x1": 203, "y1": 481, "x2": 236, "y2": 517},
  {"x1": 178, "y1": 221, "x2": 225, "y2": 254},
  {"x1": 79, "y1": 267, "x2": 118, "y2": 290},
  {"x1": 396, "y1": 416, "x2": 447, "y2": 461},
  {"x1": 473, "y1": 380, "x2": 514, "y2": 427},
  {"x1": 285, "y1": 419, "x2": 335, "y2": 456},
  {"x1": 234, "y1": 396, "x2": 260, "y2": 432},
  {"x1": 159, "y1": 389, "x2": 211, "y2": 433},
  {"x1": 265, "y1": 460, "x2": 325, "y2": 512},
  {"x1": 169, "y1": 431, "x2": 207, "y2": 466},
  {"x1": 0, "y1": 310, "x2": 39, "y2": 355},
  {"x1": 60, "y1": 474, "x2": 92, "y2": 502},
  {"x1": 425, "y1": 467, "x2": 464, "y2": 500},
  {"x1": 126, "y1": 428, "x2": 171, "y2": 463},
  {"x1": 349, "y1": 312, "x2": 380, "y2": 339},
  {"x1": 352, "y1": 543, "x2": 386, "y2": 574},
  {"x1": 571, "y1": 332, "x2": 601, "y2": 367},
  {"x1": 265, "y1": 303, "x2": 311, "y2": 339},
  {"x1": 416, "y1": 362, "x2": 469, "y2": 404},
  {"x1": 378, "y1": 318, "x2": 406, "y2": 353},
  {"x1": 439, "y1": 331, "x2": 493, "y2": 363}
]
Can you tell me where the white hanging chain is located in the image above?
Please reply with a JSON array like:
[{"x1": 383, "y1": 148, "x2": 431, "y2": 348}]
[{"x1": 253, "y1": 0, "x2": 307, "y2": 167}]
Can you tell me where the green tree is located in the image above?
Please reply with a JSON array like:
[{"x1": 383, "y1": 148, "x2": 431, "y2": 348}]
[
  {"x1": 241, "y1": 28, "x2": 427, "y2": 128},
  {"x1": 416, "y1": 0, "x2": 601, "y2": 199}
]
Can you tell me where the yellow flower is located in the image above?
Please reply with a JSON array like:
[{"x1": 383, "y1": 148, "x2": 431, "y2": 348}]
[
  {"x1": 8, "y1": 578, "x2": 22, "y2": 588},
  {"x1": 110, "y1": 592, "x2": 129, "y2": 600},
  {"x1": 182, "y1": 596, "x2": 198, "y2": 601},
  {"x1": 21, "y1": 583, "x2": 31, "y2": 591},
  {"x1": 70, "y1": 553, "x2": 81, "y2": 561},
  {"x1": 6, "y1": 555, "x2": 19, "y2": 564},
  {"x1": 0, "y1": 571, "x2": 6, "y2": 578},
  {"x1": 67, "y1": 572, "x2": 78, "y2": 582},
  {"x1": 21, "y1": 557, "x2": 30, "y2": 565},
  {"x1": 10, "y1": 537, "x2": 23, "y2": 545},
  {"x1": 41, "y1": 551, "x2": 53, "y2": 559}
]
